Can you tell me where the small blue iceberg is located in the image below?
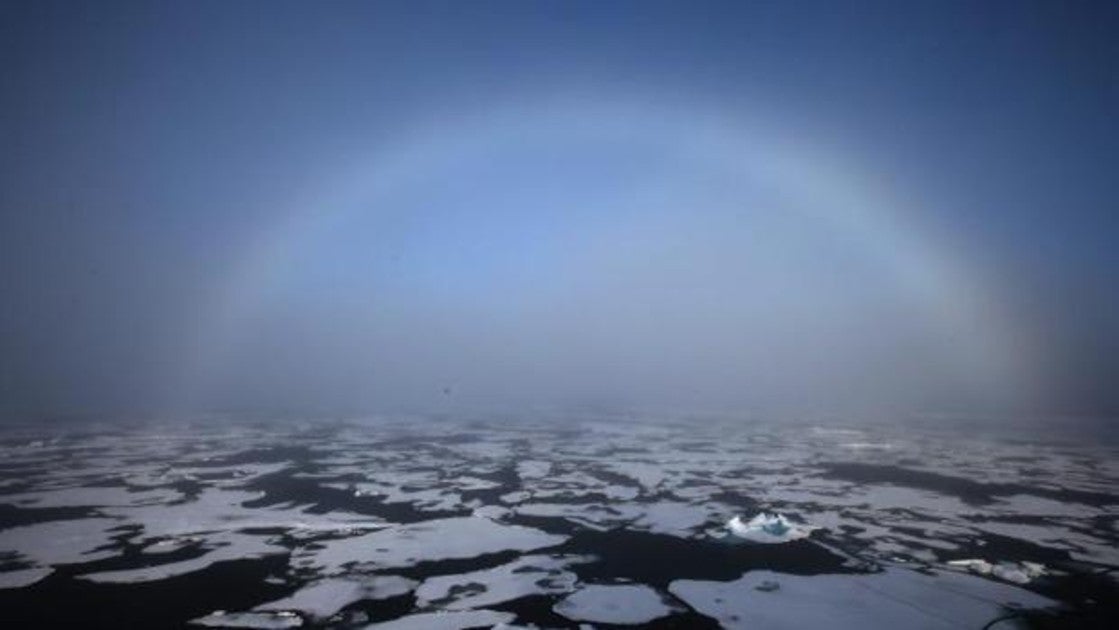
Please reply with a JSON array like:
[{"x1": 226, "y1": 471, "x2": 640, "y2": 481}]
[{"x1": 727, "y1": 512, "x2": 816, "y2": 543}]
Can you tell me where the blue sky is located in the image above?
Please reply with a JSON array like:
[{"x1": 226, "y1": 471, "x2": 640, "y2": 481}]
[{"x1": 2, "y1": 1, "x2": 1116, "y2": 418}]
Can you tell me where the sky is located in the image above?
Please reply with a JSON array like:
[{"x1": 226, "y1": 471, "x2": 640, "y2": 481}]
[{"x1": 1, "y1": 0, "x2": 1117, "y2": 420}]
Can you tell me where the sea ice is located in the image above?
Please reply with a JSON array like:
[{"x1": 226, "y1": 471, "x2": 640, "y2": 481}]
[
  {"x1": 669, "y1": 568, "x2": 1057, "y2": 629},
  {"x1": 295, "y1": 516, "x2": 566, "y2": 573},
  {"x1": 255, "y1": 576, "x2": 417, "y2": 621},
  {"x1": 726, "y1": 512, "x2": 815, "y2": 543},
  {"x1": 415, "y1": 554, "x2": 592, "y2": 610},
  {"x1": 190, "y1": 609, "x2": 303, "y2": 628},
  {"x1": 630, "y1": 501, "x2": 714, "y2": 537},
  {"x1": 947, "y1": 559, "x2": 1046, "y2": 584},
  {"x1": 0, "y1": 567, "x2": 53, "y2": 589},
  {"x1": 0, "y1": 518, "x2": 120, "y2": 571},
  {"x1": 79, "y1": 531, "x2": 285, "y2": 583},
  {"x1": 3, "y1": 485, "x2": 182, "y2": 508},
  {"x1": 553, "y1": 584, "x2": 680, "y2": 625},
  {"x1": 362, "y1": 609, "x2": 516, "y2": 629},
  {"x1": 517, "y1": 460, "x2": 552, "y2": 480}
]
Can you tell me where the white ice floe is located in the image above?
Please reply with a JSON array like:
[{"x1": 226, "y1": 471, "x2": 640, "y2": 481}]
[
  {"x1": 255, "y1": 576, "x2": 416, "y2": 621},
  {"x1": 350, "y1": 484, "x2": 465, "y2": 512},
  {"x1": 947, "y1": 559, "x2": 1046, "y2": 584},
  {"x1": 553, "y1": 584, "x2": 680, "y2": 625},
  {"x1": 513, "y1": 500, "x2": 713, "y2": 537},
  {"x1": 947, "y1": 558, "x2": 995, "y2": 574},
  {"x1": 630, "y1": 501, "x2": 718, "y2": 537},
  {"x1": 0, "y1": 518, "x2": 120, "y2": 574},
  {"x1": 669, "y1": 568, "x2": 1057, "y2": 629},
  {"x1": 471, "y1": 505, "x2": 511, "y2": 520},
  {"x1": 0, "y1": 567, "x2": 53, "y2": 589},
  {"x1": 415, "y1": 554, "x2": 593, "y2": 610},
  {"x1": 3, "y1": 485, "x2": 182, "y2": 508},
  {"x1": 98, "y1": 487, "x2": 266, "y2": 537},
  {"x1": 512, "y1": 502, "x2": 630, "y2": 531},
  {"x1": 79, "y1": 531, "x2": 285, "y2": 583},
  {"x1": 295, "y1": 516, "x2": 566, "y2": 573},
  {"x1": 517, "y1": 460, "x2": 552, "y2": 480},
  {"x1": 362, "y1": 609, "x2": 516, "y2": 629},
  {"x1": 727, "y1": 513, "x2": 815, "y2": 543},
  {"x1": 605, "y1": 461, "x2": 668, "y2": 493},
  {"x1": 190, "y1": 609, "x2": 303, "y2": 628}
]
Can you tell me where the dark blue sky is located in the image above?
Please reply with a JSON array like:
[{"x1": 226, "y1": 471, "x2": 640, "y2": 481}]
[{"x1": 2, "y1": 1, "x2": 1117, "y2": 418}]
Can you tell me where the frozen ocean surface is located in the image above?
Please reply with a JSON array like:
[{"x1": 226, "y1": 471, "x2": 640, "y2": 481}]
[{"x1": 0, "y1": 416, "x2": 1115, "y2": 628}]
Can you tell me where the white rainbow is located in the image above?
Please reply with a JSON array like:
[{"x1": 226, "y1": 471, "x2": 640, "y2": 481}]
[{"x1": 167, "y1": 97, "x2": 1043, "y2": 412}]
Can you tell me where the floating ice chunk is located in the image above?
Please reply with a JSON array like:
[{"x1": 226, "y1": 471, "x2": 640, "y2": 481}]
[
  {"x1": 296, "y1": 516, "x2": 566, "y2": 573},
  {"x1": 1, "y1": 518, "x2": 120, "y2": 567},
  {"x1": 948, "y1": 559, "x2": 1046, "y2": 584},
  {"x1": 499, "y1": 490, "x2": 532, "y2": 504},
  {"x1": 992, "y1": 563, "x2": 1032, "y2": 584},
  {"x1": 947, "y1": 558, "x2": 994, "y2": 575},
  {"x1": 607, "y1": 462, "x2": 667, "y2": 492},
  {"x1": 727, "y1": 513, "x2": 815, "y2": 543},
  {"x1": 517, "y1": 460, "x2": 551, "y2": 480},
  {"x1": 99, "y1": 487, "x2": 267, "y2": 538},
  {"x1": 0, "y1": 567, "x2": 53, "y2": 589},
  {"x1": 143, "y1": 536, "x2": 206, "y2": 555},
  {"x1": 513, "y1": 502, "x2": 632, "y2": 531},
  {"x1": 3, "y1": 485, "x2": 182, "y2": 508},
  {"x1": 553, "y1": 584, "x2": 681, "y2": 625},
  {"x1": 471, "y1": 505, "x2": 510, "y2": 520},
  {"x1": 670, "y1": 568, "x2": 1057, "y2": 629},
  {"x1": 80, "y1": 532, "x2": 285, "y2": 583},
  {"x1": 255, "y1": 576, "x2": 416, "y2": 621},
  {"x1": 631, "y1": 502, "x2": 713, "y2": 537},
  {"x1": 363, "y1": 609, "x2": 515, "y2": 629},
  {"x1": 415, "y1": 554, "x2": 592, "y2": 610},
  {"x1": 190, "y1": 609, "x2": 302, "y2": 628},
  {"x1": 351, "y1": 483, "x2": 465, "y2": 512}
]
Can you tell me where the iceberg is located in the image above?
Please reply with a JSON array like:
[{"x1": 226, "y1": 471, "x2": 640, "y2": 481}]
[
  {"x1": 947, "y1": 559, "x2": 1046, "y2": 584},
  {"x1": 727, "y1": 512, "x2": 815, "y2": 543}
]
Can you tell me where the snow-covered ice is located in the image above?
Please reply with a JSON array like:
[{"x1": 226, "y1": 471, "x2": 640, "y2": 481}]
[
  {"x1": 362, "y1": 609, "x2": 516, "y2": 629},
  {"x1": 553, "y1": 584, "x2": 681, "y2": 625},
  {"x1": 415, "y1": 554, "x2": 592, "y2": 610},
  {"x1": 255, "y1": 576, "x2": 417, "y2": 620},
  {"x1": 190, "y1": 610, "x2": 303, "y2": 628},
  {"x1": 295, "y1": 516, "x2": 566, "y2": 573},
  {"x1": 670, "y1": 568, "x2": 1057, "y2": 629}
]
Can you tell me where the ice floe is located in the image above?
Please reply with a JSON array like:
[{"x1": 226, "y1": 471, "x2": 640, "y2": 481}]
[
  {"x1": 295, "y1": 516, "x2": 565, "y2": 573},
  {"x1": 670, "y1": 568, "x2": 1057, "y2": 629},
  {"x1": 0, "y1": 518, "x2": 120, "y2": 576},
  {"x1": 190, "y1": 610, "x2": 303, "y2": 628},
  {"x1": 3, "y1": 485, "x2": 182, "y2": 508},
  {"x1": 629, "y1": 501, "x2": 715, "y2": 537},
  {"x1": 79, "y1": 531, "x2": 286, "y2": 583},
  {"x1": 255, "y1": 576, "x2": 417, "y2": 620},
  {"x1": 363, "y1": 609, "x2": 516, "y2": 629},
  {"x1": 0, "y1": 567, "x2": 53, "y2": 589},
  {"x1": 415, "y1": 554, "x2": 592, "y2": 610},
  {"x1": 553, "y1": 584, "x2": 681, "y2": 625}
]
